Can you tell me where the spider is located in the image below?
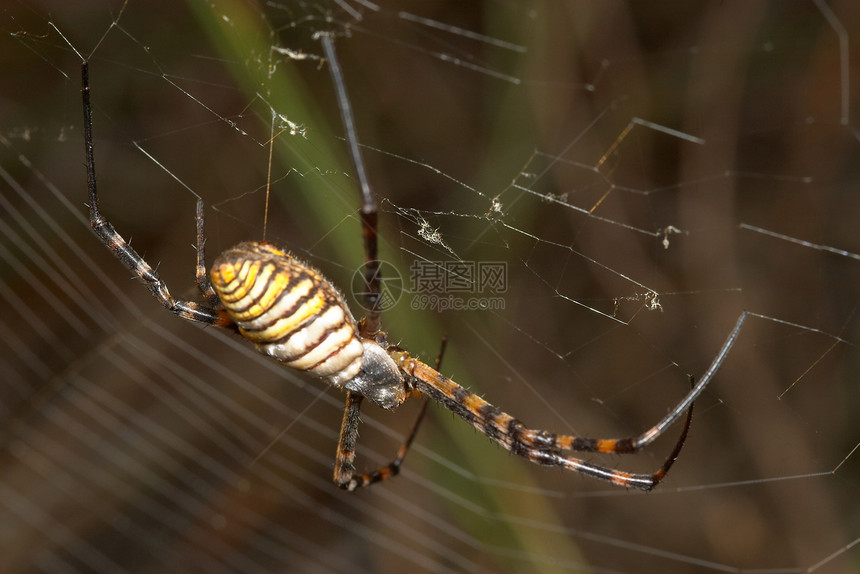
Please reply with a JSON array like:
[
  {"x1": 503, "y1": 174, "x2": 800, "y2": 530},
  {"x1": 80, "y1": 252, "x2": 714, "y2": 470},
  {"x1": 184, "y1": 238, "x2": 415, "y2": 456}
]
[{"x1": 81, "y1": 34, "x2": 746, "y2": 492}]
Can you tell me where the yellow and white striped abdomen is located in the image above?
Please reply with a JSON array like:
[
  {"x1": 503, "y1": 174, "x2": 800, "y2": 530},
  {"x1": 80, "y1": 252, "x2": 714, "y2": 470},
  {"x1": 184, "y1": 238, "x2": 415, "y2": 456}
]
[{"x1": 210, "y1": 242, "x2": 364, "y2": 386}]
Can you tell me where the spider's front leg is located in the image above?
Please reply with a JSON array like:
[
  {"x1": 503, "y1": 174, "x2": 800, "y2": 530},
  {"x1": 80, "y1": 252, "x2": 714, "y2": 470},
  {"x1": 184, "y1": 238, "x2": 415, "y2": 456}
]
[{"x1": 81, "y1": 61, "x2": 225, "y2": 328}]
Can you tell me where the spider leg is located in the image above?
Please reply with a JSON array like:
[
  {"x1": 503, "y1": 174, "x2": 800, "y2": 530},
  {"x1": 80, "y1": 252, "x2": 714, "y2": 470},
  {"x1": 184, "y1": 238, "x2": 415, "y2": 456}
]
[
  {"x1": 390, "y1": 314, "x2": 744, "y2": 491},
  {"x1": 319, "y1": 34, "x2": 381, "y2": 337},
  {"x1": 193, "y1": 198, "x2": 220, "y2": 307},
  {"x1": 397, "y1": 358, "x2": 683, "y2": 491},
  {"x1": 333, "y1": 392, "x2": 429, "y2": 491},
  {"x1": 332, "y1": 338, "x2": 445, "y2": 491},
  {"x1": 505, "y1": 400, "x2": 693, "y2": 491},
  {"x1": 622, "y1": 311, "x2": 747, "y2": 452},
  {"x1": 82, "y1": 61, "x2": 226, "y2": 327},
  {"x1": 333, "y1": 390, "x2": 363, "y2": 490}
]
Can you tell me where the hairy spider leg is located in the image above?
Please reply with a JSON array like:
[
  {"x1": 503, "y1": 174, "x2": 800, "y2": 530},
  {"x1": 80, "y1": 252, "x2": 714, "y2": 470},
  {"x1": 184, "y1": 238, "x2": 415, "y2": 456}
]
[
  {"x1": 333, "y1": 340, "x2": 441, "y2": 491},
  {"x1": 320, "y1": 34, "x2": 381, "y2": 337},
  {"x1": 319, "y1": 33, "x2": 434, "y2": 490},
  {"x1": 81, "y1": 61, "x2": 229, "y2": 328},
  {"x1": 387, "y1": 312, "x2": 745, "y2": 491}
]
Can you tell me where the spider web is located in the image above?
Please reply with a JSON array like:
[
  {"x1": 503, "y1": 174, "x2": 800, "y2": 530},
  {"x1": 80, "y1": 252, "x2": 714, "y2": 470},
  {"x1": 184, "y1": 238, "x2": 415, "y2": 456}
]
[{"x1": 2, "y1": 1, "x2": 859, "y2": 573}]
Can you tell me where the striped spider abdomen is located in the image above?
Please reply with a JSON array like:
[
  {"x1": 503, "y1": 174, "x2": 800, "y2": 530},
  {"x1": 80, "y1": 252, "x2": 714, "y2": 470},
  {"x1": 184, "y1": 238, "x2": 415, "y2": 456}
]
[
  {"x1": 210, "y1": 241, "x2": 407, "y2": 409},
  {"x1": 211, "y1": 241, "x2": 365, "y2": 386}
]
